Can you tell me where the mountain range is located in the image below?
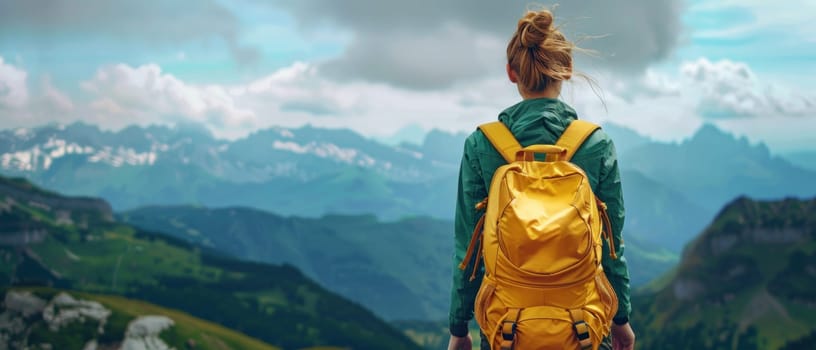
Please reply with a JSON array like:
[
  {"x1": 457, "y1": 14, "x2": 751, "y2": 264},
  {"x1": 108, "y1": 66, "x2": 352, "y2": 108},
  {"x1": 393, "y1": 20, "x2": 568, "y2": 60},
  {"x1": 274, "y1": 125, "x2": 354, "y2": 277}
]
[
  {"x1": 2, "y1": 121, "x2": 814, "y2": 287},
  {"x1": 616, "y1": 124, "x2": 816, "y2": 212},
  {"x1": 0, "y1": 122, "x2": 460, "y2": 219},
  {"x1": 0, "y1": 175, "x2": 420, "y2": 349}
]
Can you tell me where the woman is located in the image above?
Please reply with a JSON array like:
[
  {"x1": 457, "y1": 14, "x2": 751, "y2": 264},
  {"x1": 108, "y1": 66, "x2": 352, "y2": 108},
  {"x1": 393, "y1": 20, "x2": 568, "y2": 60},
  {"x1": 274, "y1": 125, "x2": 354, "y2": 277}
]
[{"x1": 447, "y1": 8, "x2": 635, "y2": 350}]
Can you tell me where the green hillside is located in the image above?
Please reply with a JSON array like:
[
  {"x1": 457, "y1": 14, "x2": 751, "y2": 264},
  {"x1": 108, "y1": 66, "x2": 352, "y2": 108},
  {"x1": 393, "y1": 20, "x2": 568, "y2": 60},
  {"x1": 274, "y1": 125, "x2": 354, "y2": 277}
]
[
  {"x1": 0, "y1": 176, "x2": 420, "y2": 350},
  {"x1": 119, "y1": 206, "x2": 453, "y2": 321},
  {"x1": 632, "y1": 197, "x2": 816, "y2": 350},
  {"x1": 2, "y1": 287, "x2": 279, "y2": 350}
]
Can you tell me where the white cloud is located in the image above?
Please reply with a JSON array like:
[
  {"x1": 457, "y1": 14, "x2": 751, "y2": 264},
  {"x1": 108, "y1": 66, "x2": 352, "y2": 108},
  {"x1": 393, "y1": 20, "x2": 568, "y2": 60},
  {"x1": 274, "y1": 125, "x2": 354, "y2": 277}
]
[
  {"x1": 3, "y1": 57, "x2": 811, "y2": 152},
  {"x1": 81, "y1": 63, "x2": 257, "y2": 136},
  {"x1": 681, "y1": 58, "x2": 816, "y2": 118},
  {"x1": 72, "y1": 62, "x2": 509, "y2": 138},
  {"x1": 233, "y1": 61, "x2": 518, "y2": 136},
  {"x1": 42, "y1": 77, "x2": 74, "y2": 112},
  {"x1": 237, "y1": 62, "x2": 356, "y2": 115},
  {"x1": 547, "y1": 56, "x2": 816, "y2": 152},
  {"x1": 0, "y1": 59, "x2": 76, "y2": 127},
  {"x1": 682, "y1": 58, "x2": 762, "y2": 118},
  {"x1": 0, "y1": 56, "x2": 29, "y2": 109},
  {"x1": 566, "y1": 57, "x2": 816, "y2": 152},
  {"x1": 231, "y1": 61, "x2": 705, "y2": 144},
  {"x1": 561, "y1": 73, "x2": 702, "y2": 143}
]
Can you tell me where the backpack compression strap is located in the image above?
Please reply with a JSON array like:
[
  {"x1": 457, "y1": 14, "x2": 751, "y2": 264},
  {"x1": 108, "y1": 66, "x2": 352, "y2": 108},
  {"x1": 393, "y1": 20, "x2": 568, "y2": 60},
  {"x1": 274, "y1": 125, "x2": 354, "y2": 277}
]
[
  {"x1": 550, "y1": 120, "x2": 600, "y2": 162},
  {"x1": 478, "y1": 122, "x2": 521, "y2": 163}
]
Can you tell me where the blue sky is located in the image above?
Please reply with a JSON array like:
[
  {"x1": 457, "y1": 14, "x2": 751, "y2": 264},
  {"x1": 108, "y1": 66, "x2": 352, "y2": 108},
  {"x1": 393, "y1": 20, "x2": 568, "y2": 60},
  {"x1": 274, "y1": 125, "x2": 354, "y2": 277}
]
[
  {"x1": 0, "y1": 0, "x2": 814, "y2": 152},
  {"x1": 677, "y1": 0, "x2": 816, "y2": 87}
]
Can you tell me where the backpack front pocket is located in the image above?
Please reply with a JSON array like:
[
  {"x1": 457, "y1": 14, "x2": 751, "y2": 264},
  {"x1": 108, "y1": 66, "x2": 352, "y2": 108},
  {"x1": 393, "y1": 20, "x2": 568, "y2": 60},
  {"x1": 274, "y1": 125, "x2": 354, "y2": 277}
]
[{"x1": 485, "y1": 306, "x2": 604, "y2": 350}]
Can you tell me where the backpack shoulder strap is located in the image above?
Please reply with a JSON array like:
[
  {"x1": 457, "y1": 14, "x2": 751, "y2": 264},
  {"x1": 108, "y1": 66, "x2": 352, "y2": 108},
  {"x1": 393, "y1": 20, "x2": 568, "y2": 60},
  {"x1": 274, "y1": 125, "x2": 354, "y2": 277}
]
[
  {"x1": 478, "y1": 121, "x2": 521, "y2": 163},
  {"x1": 553, "y1": 120, "x2": 600, "y2": 161}
]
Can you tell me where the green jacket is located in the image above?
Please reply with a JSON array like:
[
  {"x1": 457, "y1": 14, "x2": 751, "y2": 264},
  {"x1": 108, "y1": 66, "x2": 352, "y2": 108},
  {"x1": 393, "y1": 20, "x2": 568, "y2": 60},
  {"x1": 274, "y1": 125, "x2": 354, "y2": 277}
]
[{"x1": 449, "y1": 98, "x2": 631, "y2": 337}]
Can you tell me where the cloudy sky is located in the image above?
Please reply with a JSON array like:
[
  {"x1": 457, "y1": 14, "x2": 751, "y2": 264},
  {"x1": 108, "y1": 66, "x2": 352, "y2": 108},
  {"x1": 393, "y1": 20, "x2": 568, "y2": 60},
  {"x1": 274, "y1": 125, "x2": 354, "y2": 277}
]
[{"x1": 0, "y1": 0, "x2": 814, "y2": 152}]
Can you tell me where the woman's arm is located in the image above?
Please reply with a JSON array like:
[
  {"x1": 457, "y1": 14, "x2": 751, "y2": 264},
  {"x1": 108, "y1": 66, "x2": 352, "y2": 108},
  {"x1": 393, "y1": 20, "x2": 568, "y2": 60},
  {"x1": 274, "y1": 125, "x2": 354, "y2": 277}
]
[
  {"x1": 449, "y1": 135, "x2": 488, "y2": 338},
  {"x1": 597, "y1": 138, "x2": 632, "y2": 322}
]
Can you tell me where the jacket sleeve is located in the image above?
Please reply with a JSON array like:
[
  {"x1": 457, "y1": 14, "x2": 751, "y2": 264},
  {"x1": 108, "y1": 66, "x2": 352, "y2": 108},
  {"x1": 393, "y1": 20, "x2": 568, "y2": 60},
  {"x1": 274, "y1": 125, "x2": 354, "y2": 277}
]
[
  {"x1": 597, "y1": 138, "x2": 632, "y2": 320},
  {"x1": 449, "y1": 135, "x2": 488, "y2": 337}
]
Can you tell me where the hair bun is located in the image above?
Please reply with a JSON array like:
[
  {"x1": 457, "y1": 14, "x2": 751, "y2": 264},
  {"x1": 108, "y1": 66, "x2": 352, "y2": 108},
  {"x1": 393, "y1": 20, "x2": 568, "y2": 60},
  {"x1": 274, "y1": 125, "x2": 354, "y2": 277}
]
[{"x1": 518, "y1": 11, "x2": 554, "y2": 48}]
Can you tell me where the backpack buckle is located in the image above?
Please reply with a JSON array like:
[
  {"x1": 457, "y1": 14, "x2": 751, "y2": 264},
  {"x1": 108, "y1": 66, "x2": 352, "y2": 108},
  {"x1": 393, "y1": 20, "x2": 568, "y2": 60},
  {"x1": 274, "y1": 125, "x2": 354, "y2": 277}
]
[
  {"x1": 569, "y1": 309, "x2": 593, "y2": 350},
  {"x1": 499, "y1": 308, "x2": 522, "y2": 350},
  {"x1": 572, "y1": 320, "x2": 592, "y2": 349},
  {"x1": 501, "y1": 321, "x2": 516, "y2": 341}
]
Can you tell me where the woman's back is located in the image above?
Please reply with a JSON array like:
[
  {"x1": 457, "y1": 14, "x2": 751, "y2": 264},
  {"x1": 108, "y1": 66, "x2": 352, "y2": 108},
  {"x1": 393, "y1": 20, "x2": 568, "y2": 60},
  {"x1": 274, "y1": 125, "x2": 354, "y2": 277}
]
[{"x1": 447, "y1": 6, "x2": 635, "y2": 350}]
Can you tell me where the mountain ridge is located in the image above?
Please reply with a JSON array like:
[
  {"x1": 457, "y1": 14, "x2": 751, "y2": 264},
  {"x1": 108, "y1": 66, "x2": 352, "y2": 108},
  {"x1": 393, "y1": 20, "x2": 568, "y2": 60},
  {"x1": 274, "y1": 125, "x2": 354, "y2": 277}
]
[{"x1": 632, "y1": 196, "x2": 816, "y2": 350}]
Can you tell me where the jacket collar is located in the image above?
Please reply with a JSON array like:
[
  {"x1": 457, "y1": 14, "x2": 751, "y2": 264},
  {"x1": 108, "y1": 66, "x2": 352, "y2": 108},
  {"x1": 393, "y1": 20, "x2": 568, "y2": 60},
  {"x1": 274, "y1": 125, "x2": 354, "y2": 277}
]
[{"x1": 498, "y1": 98, "x2": 578, "y2": 130}]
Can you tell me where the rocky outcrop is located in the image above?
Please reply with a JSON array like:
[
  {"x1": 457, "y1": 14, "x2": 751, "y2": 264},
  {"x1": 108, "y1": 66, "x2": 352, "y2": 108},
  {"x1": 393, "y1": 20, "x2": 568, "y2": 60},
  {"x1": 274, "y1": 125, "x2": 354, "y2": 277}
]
[
  {"x1": 121, "y1": 316, "x2": 176, "y2": 350},
  {"x1": 707, "y1": 228, "x2": 807, "y2": 257},
  {"x1": 43, "y1": 292, "x2": 111, "y2": 333},
  {"x1": 1, "y1": 291, "x2": 49, "y2": 349},
  {"x1": 688, "y1": 197, "x2": 815, "y2": 259},
  {"x1": 3, "y1": 290, "x2": 47, "y2": 317},
  {"x1": 0, "y1": 290, "x2": 178, "y2": 350},
  {"x1": 672, "y1": 278, "x2": 705, "y2": 301},
  {"x1": 1, "y1": 291, "x2": 45, "y2": 343}
]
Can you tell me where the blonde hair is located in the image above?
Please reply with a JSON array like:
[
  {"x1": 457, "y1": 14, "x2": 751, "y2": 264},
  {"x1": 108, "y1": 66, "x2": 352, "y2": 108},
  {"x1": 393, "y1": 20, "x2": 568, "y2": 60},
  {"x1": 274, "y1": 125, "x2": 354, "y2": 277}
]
[{"x1": 506, "y1": 7, "x2": 575, "y2": 93}]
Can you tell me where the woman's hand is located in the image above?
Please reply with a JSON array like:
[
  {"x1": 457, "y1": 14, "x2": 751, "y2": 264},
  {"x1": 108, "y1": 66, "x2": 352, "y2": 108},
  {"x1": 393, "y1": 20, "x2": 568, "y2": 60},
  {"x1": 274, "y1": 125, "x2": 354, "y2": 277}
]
[
  {"x1": 611, "y1": 322, "x2": 636, "y2": 350},
  {"x1": 447, "y1": 333, "x2": 473, "y2": 350}
]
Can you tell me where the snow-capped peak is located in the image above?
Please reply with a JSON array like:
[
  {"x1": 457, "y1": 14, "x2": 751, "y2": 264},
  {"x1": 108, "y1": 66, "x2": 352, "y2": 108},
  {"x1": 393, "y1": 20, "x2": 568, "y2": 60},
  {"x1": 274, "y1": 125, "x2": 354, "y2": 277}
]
[{"x1": 272, "y1": 140, "x2": 375, "y2": 166}]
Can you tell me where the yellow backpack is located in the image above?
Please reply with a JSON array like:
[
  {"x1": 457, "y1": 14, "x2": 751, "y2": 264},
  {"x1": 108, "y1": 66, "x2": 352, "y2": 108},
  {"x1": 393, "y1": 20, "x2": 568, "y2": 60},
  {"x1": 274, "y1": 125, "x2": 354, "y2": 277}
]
[{"x1": 459, "y1": 120, "x2": 619, "y2": 350}]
